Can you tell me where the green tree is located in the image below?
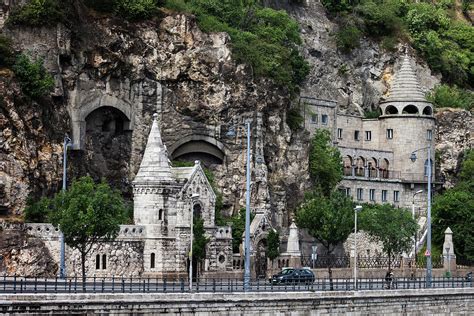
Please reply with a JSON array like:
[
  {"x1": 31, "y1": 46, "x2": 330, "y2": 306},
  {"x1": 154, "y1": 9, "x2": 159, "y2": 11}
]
[
  {"x1": 192, "y1": 217, "x2": 209, "y2": 274},
  {"x1": 12, "y1": 54, "x2": 54, "y2": 99},
  {"x1": 432, "y1": 150, "x2": 474, "y2": 260},
  {"x1": 230, "y1": 208, "x2": 255, "y2": 253},
  {"x1": 48, "y1": 176, "x2": 127, "y2": 288},
  {"x1": 7, "y1": 0, "x2": 63, "y2": 27},
  {"x1": 309, "y1": 129, "x2": 343, "y2": 196},
  {"x1": 267, "y1": 229, "x2": 280, "y2": 266},
  {"x1": 295, "y1": 190, "x2": 354, "y2": 286},
  {"x1": 24, "y1": 197, "x2": 52, "y2": 223},
  {"x1": 427, "y1": 84, "x2": 474, "y2": 110},
  {"x1": 0, "y1": 36, "x2": 14, "y2": 67},
  {"x1": 359, "y1": 203, "x2": 418, "y2": 269}
]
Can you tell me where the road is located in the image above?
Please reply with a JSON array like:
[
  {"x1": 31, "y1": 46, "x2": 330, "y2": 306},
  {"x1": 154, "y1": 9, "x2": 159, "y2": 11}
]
[{"x1": 0, "y1": 276, "x2": 472, "y2": 294}]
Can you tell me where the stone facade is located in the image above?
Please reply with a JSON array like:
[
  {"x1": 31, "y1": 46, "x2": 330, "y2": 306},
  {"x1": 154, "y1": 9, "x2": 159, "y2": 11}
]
[{"x1": 303, "y1": 55, "x2": 437, "y2": 256}]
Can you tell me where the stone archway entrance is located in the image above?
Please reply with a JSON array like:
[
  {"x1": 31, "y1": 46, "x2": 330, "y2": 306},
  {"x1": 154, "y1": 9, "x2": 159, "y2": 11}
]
[{"x1": 255, "y1": 239, "x2": 267, "y2": 279}]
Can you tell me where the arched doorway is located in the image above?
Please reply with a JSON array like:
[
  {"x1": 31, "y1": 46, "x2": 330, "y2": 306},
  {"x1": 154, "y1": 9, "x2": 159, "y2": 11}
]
[{"x1": 255, "y1": 239, "x2": 267, "y2": 279}]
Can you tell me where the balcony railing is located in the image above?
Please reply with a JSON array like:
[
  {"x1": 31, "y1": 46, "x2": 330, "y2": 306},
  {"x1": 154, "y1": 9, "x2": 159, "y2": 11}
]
[{"x1": 343, "y1": 167, "x2": 401, "y2": 180}]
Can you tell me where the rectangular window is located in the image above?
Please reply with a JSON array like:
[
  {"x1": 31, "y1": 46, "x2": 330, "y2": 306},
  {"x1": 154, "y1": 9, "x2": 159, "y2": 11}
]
[
  {"x1": 354, "y1": 130, "x2": 360, "y2": 141},
  {"x1": 427, "y1": 129, "x2": 432, "y2": 141},
  {"x1": 337, "y1": 128, "x2": 343, "y2": 139},
  {"x1": 369, "y1": 189, "x2": 375, "y2": 201},
  {"x1": 394, "y1": 190, "x2": 400, "y2": 202},
  {"x1": 310, "y1": 114, "x2": 318, "y2": 124},
  {"x1": 345, "y1": 187, "x2": 351, "y2": 197},
  {"x1": 382, "y1": 190, "x2": 387, "y2": 202},
  {"x1": 386, "y1": 129, "x2": 393, "y2": 139},
  {"x1": 321, "y1": 114, "x2": 328, "y2": 125},
  {"x1": 357, "y1": 188, "x2": 364, "y2": 201},
  {"x1": 365, "y1": 131, "x2": 372, "y2": 141}
]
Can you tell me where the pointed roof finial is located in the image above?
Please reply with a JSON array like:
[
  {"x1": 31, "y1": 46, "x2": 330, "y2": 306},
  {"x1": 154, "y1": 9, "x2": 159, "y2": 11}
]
[
  {"x1": 133, "y1": 113, "x2": 172, "y2": 182},
  {"x1": 383, "y1": 54, "x2": 427, "y2": 103}
]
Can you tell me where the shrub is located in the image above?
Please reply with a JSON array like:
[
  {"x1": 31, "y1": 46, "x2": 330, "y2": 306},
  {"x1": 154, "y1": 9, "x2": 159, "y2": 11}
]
[
  {"x1": 24, "y1": 197, "x2": 52, "y2": 223},
  {"x1": 355, "y1": 0, "x2": 405, "y2": 38},
  {"x1": 335, "y1": 24, "x2": 361, "y2": 53},
  {"x1": 287, "y1": 108, "x2": 304, "y2": 131},
  {"x1": 427, "y1": 84, "x2": 474, "y2": 110},
  {"x1": 364, "y1": 109, "x2": 381, "y2": 118},
  {"x1": 115, "y1": 0, "x2": 160, "y2": 20},
  {"x1": 405, "y1": 3, "x2": 450, "y2": 34},
  {"x1": 0, "y1": 36, "x2": 14, "y2": 67},
  {"x1": 321, "y1": 0, "x2": 354, "y2": 13},
  {"x1": 7, "y1": 0, "x2": 63, "y2": 27},
  {"x1": 12, "y1": 54, "x2": 54, "y2": 99},
  {"x1": 84, "y1": 0, "x2": 116, "y2": 13}
]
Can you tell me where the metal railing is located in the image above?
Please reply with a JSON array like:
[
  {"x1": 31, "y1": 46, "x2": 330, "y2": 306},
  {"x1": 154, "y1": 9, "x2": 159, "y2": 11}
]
[
  {"x1": 301, "y1": 256, "x2": 350, "y2": 268},
  {"x1": 456, "y1": 257, "x2": 474, "y2": 269},
  {"x1": 0, "y1": 275, "x2": 471, "y2": 294},
  {"x1": 357, "y1": 256, "x2": 403, "y2": 269}
]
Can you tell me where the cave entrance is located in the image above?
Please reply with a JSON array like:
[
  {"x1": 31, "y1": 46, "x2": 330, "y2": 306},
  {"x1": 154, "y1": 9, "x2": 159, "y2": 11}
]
[
  {"x1": 170, "y1": 136, "x2": 225, "y2": 168},
  {"x1": 73, "y1": 106, "x2": 133, "y2": 197}
]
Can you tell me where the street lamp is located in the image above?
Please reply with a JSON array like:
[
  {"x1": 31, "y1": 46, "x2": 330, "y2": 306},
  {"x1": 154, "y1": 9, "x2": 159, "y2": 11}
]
[
  {"x1": 410, "y1": 144, "x2": 433, "y2": 287},
  {"x1": 226, "y1": 121, "x2": 252, "y2": 291},
  {"x1": 60, "y1": 134, "x2": 72, "y2": 279},
  {"x1": 189, "y1": 193, "x2": 200, "y2": 292},
  {"x1": 354, "y1": 205, "x2": 362, "y2": 290},
  {"x1": 412, "y1": 189, "x2": 423, "y2": 261}
]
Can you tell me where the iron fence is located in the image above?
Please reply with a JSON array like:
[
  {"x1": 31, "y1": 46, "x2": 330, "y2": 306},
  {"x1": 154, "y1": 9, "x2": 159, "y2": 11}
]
[
  {"x1": 301, "y1": 256, "x2": 350, "y2": 268},
  {"x1": 357, "y1": 256, "x2": 403, "y2": 269},
  {"x1": 456, "y1": 257, "x2": 474, "y2": 269},
  {"x1": 0, "y1": 274, "x2": 471, "y2": 294}
]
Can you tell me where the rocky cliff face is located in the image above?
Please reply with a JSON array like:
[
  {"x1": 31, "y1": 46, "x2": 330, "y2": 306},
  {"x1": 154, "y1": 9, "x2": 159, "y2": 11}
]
[{"x1": 0, "y1": 1, "x2": 471, "y2": 228}]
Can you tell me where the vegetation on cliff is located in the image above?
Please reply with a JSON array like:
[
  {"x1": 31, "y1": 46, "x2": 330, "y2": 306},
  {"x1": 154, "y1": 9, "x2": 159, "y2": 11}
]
[
  {"x1": 323, "y1": 0, "x2": 473, "y2": 105},
  {"x1": 433, "y1": 149, "x2": 474, "y2": 261}
]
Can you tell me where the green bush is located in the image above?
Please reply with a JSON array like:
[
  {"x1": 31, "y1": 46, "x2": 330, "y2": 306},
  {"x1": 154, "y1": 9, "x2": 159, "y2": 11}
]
[
  {"x1": 12, "y1": 54, "x2": 54, "y2": 99},
  {"x1": 321, "y1": 0, "x2": 354, "y2": 13},
  {"x1": 115, "y1": 0, "x2": 160, "y2": 20},
  {"x1": 364, "y1": 109, "x2": 381, "y2": 118},
  {"x1": 24, "y1": 197, "x2": 52, "y2": 223},
  {"x1": 7, "y1": 0, "x2": 63, "y2": 27},
  {"x1": 84, "y1": 0, "x2": 116, "y2": 13},
  {"x1": 335, "y1": 24, "x2": 361, "y2": 53},
  {"x1": 0, "y1": 36, "x2": 14, "y2": 67},
  {"x1": 427, "y1": 84, "x2": 474, "y2": 110},
  {"x1": 287, "y1": 108, "x2": 304, "y2": 131},
  {"x1": 355, "y1": 0, "x2": 406, "y2": 38}
]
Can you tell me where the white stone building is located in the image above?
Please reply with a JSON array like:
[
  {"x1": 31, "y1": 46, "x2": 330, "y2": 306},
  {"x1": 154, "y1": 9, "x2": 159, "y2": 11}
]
[{"x1": 301, "y1": 54, "x2": 439, "y2": 255}]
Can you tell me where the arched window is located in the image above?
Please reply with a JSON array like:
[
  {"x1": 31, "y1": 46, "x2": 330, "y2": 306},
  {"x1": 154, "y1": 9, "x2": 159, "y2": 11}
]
[
  {"x1": 423, "y1": 106, "x2": 432, "y2": 115},
  {"x1": 102, "y1": 254, "x2": 107, "y2": 270},
  {"x1": 193, "y1": 203, "x2": 202, "y2": 219},
  {"x1": 385, "y1": 105, "x2": 399, "y2": 115},
  {"x1": 158, "y1": 209, "x2": 164, "y2": 221},
  {"x1": 95, "y1": 254, "x2": 100, "y2": 270},
  {"x1": 355, "y1": 157, "x2": 365, "y2": 177},
  {"x1": 402, "y1": 104, "x2": 419, "y2": 114},
  {"x1": 424, "y1": 159, "x2": 433, "y2": 176},
  {"x1": 368, "y1": 158, "x2": 377, "y2": 178},
  {"x1": 343, "y1": 156, "x2": 353, "y2": 176},
  {"x1": 151, "y1": 253, "x2": 155, "y2": 269}
]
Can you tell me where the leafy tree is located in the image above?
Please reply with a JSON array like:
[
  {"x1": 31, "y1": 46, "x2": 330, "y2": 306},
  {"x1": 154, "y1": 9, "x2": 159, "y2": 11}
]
[
  {"x1": 0, "y1": 36, "x2": 14, "y2": 67},
  {"x1": 24, "y1": 197, "x2": 52, "y2": 223},
  {"x1": 359, "y1": 203, "x2": 418, "y2": 269},
  {"x1": 432, "y1": 150, "x2": 474, "y2": 260},
  {"x1": 115, "y1": 0, "x2": 160, "y2": 20},
  {"x1": 192, "y1": 217, "x2": 209, "y2": 274},
  {"x1": 12, "y1": 54, "x2": 54, "y2": 99},
  {"x1": 267, "y1": 229, "x2": 280, "y2": 266},
  {"x1": 335, "y1": 24, "x2": 361, "y2": 53},
  {"x1": 7, "y1": 0, "x2": 63, "y2": 27},
  {"x1": 230, "y1": 208, "x2": 255, "y2": 253},
  {"x1": 309, "y1": 129, "x2": 343, "y2": 196},
  {"x1": 48, "y1": 176, "x2": 127, "y2": 288},
  {"x1": 287, "y1": 108, "x2": 304, "y2": 131},
  {"x1": 295, "y1": 190, "x2": 354, "y2": 286}
]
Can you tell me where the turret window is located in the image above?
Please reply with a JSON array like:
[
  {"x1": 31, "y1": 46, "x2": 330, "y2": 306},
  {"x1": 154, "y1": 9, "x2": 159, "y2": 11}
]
[
  {"x1": 365, "y1": 131, "x2": 372, "y2": 141},
  {"x1": 354, "y1": 130, "x2": 360, "y2": 141},
  {"x1": 386, "y1": 129, "x2": 393, "y2": 139},
  {"x1": 427, "y1": 129, "x2": 432, "y2": 141}
]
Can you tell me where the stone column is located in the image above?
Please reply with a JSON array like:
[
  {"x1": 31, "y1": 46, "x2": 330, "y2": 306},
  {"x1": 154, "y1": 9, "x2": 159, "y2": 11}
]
[{"x1": 442, "y1": 227, "x2": 456, "y2": 275}]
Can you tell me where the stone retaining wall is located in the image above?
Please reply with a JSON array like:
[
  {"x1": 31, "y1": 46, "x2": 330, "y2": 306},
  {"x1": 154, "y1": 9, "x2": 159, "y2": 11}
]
[{"x1": 1, "y1": 288, "x2": 473, "y2": 315}]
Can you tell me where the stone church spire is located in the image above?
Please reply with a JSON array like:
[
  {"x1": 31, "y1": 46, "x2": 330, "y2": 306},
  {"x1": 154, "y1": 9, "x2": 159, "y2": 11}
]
[
  {"x1": 385, "y1": 54, "x2": 427, "y2": 103},
  {"x1": 133, "y1": 113, "x2": 172, "y2": 182}
]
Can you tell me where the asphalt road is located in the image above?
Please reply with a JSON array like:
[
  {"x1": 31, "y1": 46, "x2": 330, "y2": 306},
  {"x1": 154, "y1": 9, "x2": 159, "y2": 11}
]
[{"x1": 0, "y1": 277, "x2": 472, "y2": 293}]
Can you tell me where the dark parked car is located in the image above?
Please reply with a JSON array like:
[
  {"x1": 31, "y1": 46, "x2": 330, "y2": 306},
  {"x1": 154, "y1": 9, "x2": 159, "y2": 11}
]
[{"x1": 270, "y1": 268, "x2": 315, "y2": 285}]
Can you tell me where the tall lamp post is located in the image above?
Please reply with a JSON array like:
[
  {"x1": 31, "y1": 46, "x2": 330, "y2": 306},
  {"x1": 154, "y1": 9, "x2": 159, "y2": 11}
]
[
  {"x1": 410, "y1": 144, "x2": 433, "y2": 288},
  {"x1": 353, "y1": 205, "x2": 362, "y2": 290},
  {"x1": 412, "y1": 189, "x2": 423, "y2": 261},
  {"x1": 189, "y1": 193, "x2": 200, "y2": 292},
  {"x1": 226, "y1": 122, "x2": 252, "y2": 291},
  {"x1": 60, "y1": 134, "x2": 72, "y2": 279}
]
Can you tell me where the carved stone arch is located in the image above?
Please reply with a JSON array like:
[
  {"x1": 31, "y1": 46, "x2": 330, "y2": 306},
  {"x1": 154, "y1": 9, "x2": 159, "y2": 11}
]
[
  {"x1": 402, "y1": 104, "x2": 419, "y2": 114},
  {"x1": 71, "y1": 95, "x2": 134, "y2": 149},
  {"x1": 385, "y1": 105, "x2": 399, "y2": 115},
  {"x1": 422, "y1": 106, "x2": 433, "y2": 116},
  {"x1": 169, "y1": 135, "x2": 226, "y2": 166}
]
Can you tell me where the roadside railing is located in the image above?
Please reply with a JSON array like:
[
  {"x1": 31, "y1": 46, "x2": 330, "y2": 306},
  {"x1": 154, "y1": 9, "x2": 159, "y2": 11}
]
[
  {"x1": 0, "y1": 275, "x2": 471, "y2": 294},
  {"x1": 301, "y1": 256, "x2": 350, "y2": 268}
]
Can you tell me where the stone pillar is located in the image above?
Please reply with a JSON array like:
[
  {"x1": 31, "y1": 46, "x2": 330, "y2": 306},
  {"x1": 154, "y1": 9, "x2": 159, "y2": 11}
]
[
  {"x1": 287, "y1": 221, "x2": 302, "y2": 267},
  {"x1": 442, "y1": 227, "x2": 456, "y2": 275}
]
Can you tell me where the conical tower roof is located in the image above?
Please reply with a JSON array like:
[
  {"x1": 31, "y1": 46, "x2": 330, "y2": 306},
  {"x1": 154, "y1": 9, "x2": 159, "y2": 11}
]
[
  {"x1": 133, "y1": 113, "x2": 172, "y2": 182},
  {"x1": 384, "y1": 55, "x2": 427, "y2": 103}
]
